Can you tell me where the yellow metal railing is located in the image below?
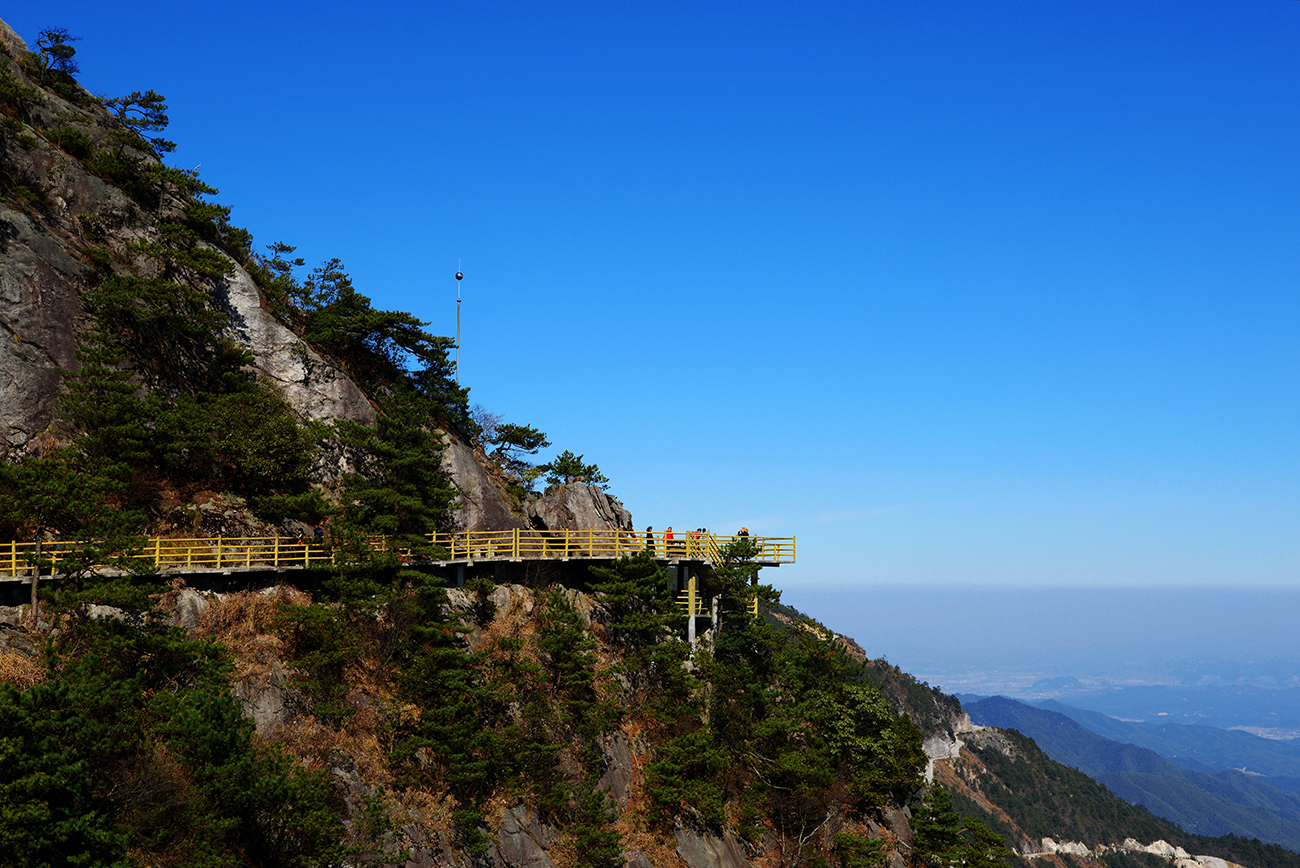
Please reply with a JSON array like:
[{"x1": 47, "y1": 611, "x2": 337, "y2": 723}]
[
  {"x1": 0, "y1": 536, "x2": 337, "y2": 576},
  {"x1": 0, "y1": 530, "x2": 795, "y2": 577},
  {"x1": 634, "y1": 532, "x2": 794, "y2": 564},
  {"x1": 674, "y1": 577, "x2": 762, "y2": 618}
]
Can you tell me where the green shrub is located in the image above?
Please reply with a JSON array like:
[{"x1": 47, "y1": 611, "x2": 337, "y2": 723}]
[
  {"x1": 81, "y1": 245, "x2": 113, "y2": 270},
  {"x1": 271, "y1": 603, "x2": 368, "y2": 724},
  {"x1": 0, "y1": 61, "x2": 37, "y2": 107},
  {"x1": 46, "y1": 125, "x2": 93, "y2": 159}
]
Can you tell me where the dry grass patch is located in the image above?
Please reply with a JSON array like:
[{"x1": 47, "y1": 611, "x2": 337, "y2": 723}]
[
  {"x1": 195, "y1": 587, "x2": 309, "y2": 681},
  {"x1": 0, "y1": 650, "x2": 43, "y2": 688}
]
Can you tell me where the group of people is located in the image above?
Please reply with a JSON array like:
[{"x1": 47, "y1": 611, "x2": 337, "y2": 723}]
[{"x1": 641, "y1": 526, "x2": 749, "y2": 557}]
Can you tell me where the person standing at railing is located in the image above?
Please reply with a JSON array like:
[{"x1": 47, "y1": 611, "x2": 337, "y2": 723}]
[
  {"x1": 310, "y1": 524, "x2": 327, "y2": 563},
  {"x1": 645, "y1": 526, "x2": 655, "y2": 557},
  {"x1": 663, "y1": 527, "x2": 674, "y2": 557}
]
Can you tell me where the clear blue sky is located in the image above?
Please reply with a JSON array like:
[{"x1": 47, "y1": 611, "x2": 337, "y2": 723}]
[{"x1": 11, "y1": 2, "x2": 1299, "y2": 595}]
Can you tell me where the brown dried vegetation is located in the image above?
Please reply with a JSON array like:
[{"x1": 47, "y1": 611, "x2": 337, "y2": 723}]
[{"x1": 0, "y1": 649, "x2": 43, "y2": 688}]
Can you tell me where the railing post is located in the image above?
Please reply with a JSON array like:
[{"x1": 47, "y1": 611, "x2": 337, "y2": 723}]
[
  {"x1": 513, "y1": 527, "x2": 519, "y2": 559},
  {"x1": 687, "y1": 575, "x2": 697, "y2": 647}
]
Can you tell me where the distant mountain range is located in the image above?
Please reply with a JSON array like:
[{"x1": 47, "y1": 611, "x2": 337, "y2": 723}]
[
  {"x1": 1037, "y1": 700, "x2": 1300, "y2": 784},
  {"x1": 962, "y1": 695, "x2": 1300, "y2": 850},
  {"x1": 1009, "y1": 682, "x2": 1300, "y2": 731}
]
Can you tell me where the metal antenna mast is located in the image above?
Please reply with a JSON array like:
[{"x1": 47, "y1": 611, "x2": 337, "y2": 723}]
[{"x1": 455, "y1": 263, "x2": 463, "y2": 384}]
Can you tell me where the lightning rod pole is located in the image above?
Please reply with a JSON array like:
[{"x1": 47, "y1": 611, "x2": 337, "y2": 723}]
[{"x1": 455, "y1": 265, "x2": 463, "y2": 384}]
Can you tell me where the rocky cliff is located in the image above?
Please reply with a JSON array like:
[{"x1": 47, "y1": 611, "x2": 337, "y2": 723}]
[
  {"x1": 0, "y1": 18, "x2": 630, "y2": 536},
  {"x1": 0, "y1": 22, "x2": 374, "y2": 453}
]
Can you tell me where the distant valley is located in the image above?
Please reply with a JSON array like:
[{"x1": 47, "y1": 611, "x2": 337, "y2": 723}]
[{"x1": 962, "y1": 694, "x2": 1300, "y2": 849}]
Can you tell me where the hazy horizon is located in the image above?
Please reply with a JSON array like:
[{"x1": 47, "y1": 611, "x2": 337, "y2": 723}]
[{"x1": 782, "y1": 584, "x2": 1300, "y2": 699}]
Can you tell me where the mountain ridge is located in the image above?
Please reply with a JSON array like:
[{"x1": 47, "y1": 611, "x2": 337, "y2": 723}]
[{"x1": 964, "y1": 696, "x2": 1300, "y2": 850}]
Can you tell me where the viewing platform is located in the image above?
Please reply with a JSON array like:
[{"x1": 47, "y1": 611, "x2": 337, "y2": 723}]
[{"x1": 0, "y1": 529, "x2": 795, "y2": 579}]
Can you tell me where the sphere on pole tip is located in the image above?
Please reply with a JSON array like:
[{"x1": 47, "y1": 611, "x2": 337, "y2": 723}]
[{"x1": 456, "y1": 271, "x2": 463, "y2": 280}]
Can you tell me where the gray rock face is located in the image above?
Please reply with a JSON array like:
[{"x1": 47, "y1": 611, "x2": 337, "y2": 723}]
[
  {"x1": 0, "y1": 17, "x2": 27, "y2": 54},
  {"x1": 526, "y1": 482, "x2": 633, "y2": 532},
  {"x1": 214, "y1": 264, "x2": 375, "y2": 428},
  {"x1": 0, "y1": 204, "x2": 89, "y2": 450},
  {"x1": 884, "y1": 806, "x2": 912, "y2": 852},
  {"x1": 487, "y1": 804, "x2": 556, "y2": 868},
  {"x1": 674, "y1": 813, "x2": 754, "y2": 868},
  {"x1": 231, "y1": 659, "x2": 295, "y2": 736},
  {"x1": 448, "y1": 583, "x2": 609, "y2": 650},
  {"x1": 922, "y1": 732, "x2": 965, "y2": 783},
  {"x1": 442, "y1": 437, "x2": 527, "y2": 532},
  {"x1": 171, "y1": 587, "x2": 212, "y2": 632},
  {"x1": 598, "y1": 731, "x2": 635, "y2": 810}
]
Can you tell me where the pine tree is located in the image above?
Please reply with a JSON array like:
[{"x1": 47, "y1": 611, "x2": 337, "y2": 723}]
[
  {"x1": 327, "y1": 386, "x2": 459, "y2": 606},
  {"x1": 912, "y1": 786, "x2": 1014, "y2": 868}
]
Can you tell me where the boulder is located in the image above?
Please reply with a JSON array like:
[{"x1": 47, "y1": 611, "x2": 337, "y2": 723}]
[
  {"x1": 598, "y1": 731, "x2": 636, "y2": 810},
  {"x1": 172, "y1": 587, "x2": 212, "y2": 631},
  {"x1": 232, "y1": 659, "x2": 295, "y2": 736},
  {"x1": 526, "y1": 482, "x2": 632, "y2": 532}
]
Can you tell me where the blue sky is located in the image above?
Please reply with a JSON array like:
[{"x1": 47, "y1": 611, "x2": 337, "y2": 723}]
[{"x1": 10, "y1": 2, "x2": 1299, "y2": 599}]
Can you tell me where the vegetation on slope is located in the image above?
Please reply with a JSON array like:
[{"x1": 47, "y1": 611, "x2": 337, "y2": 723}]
[
  {"x1": 0, "y1": 551, "x2": 962, "y2": 868},
  {"x1": 0, "y1": 617, "x2": 346, "y2": 868}
]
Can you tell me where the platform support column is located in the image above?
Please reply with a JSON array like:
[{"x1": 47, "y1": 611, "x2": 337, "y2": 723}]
[{"x1": 686, "y1": 574, "x2": 697, "y2": 648}]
